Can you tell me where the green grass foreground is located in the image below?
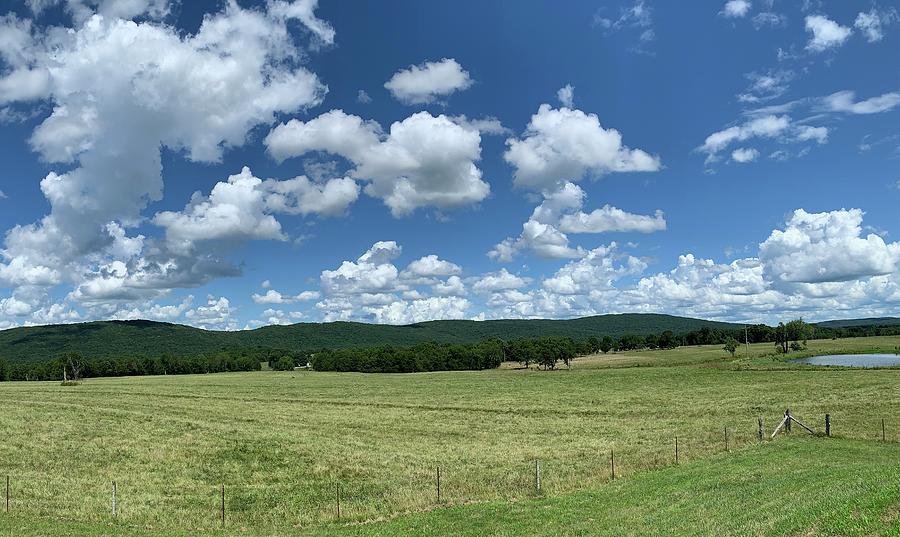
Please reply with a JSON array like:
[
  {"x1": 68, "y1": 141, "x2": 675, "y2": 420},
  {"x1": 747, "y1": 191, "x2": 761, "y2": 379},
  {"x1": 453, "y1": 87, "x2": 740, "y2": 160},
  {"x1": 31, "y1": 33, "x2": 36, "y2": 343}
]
[
  {"x1": 0, "y1": 336, "x2": 896, "y2": 535},
  {"x1": 1, "y1": 437, "x2": 897, "y2": 536}
]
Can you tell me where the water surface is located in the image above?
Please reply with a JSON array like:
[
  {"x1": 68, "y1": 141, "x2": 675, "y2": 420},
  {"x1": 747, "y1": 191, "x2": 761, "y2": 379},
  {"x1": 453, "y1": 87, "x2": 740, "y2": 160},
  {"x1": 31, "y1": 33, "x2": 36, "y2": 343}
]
[{"x1": 792, "y1": 354, "x2": 900, "y2": 368}]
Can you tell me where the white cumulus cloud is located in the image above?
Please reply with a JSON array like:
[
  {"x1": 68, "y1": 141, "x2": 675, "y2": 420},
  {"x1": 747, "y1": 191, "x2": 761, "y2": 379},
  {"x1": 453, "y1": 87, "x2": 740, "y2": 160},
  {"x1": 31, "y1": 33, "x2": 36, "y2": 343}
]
[
  {"x1": 720, "y1": 0, "x2": 751, "y2": 18},
  {"x1": 731, "y1": 147, "x2": 759, "y2": 163},
  {"x1": 384, "y1": 58, "x2": 472, "y2": 105},
  {"x1": 504, "y1": 104, "x2": 661, "y2": 190},
  {"x1": 266, "y1": 109, "x2": 490, "y2": 216},
  {"x1": 805, "y1": 15, "x2": 852, "y2": 52},
  {"x1": 557, "y1": 84, "x2": 574, "y2": 107},
  {"x1": 759, "y1": 208, "x2": 900, "y2": 287}
]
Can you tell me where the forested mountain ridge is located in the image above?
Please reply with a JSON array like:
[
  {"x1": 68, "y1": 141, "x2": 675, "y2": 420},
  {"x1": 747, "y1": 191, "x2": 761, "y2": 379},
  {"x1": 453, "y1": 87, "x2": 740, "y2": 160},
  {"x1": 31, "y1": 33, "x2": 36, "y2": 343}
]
[
  {"x1": 0, "y1": 314, "x2": 743, "y2": 363},
  {"x1": 2, "y1": 313, "x2": 896, "y2": 364}
]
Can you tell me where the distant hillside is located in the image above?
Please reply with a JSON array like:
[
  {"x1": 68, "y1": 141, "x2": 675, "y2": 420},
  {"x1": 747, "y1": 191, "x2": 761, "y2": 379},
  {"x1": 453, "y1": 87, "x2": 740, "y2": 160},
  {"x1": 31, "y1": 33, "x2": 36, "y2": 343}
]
[
  {"x1": 815, "y1": 317, "x2": 900, "y2": 329},
  {"x1": 0, "y1": 314, "x2": 743, "y2": 363}
]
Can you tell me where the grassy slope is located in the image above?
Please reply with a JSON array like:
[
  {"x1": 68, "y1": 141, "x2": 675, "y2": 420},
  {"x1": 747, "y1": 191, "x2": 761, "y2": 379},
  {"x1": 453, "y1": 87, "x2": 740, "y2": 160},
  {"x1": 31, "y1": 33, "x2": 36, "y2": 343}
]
[
  {"x1": 561, "y1": 335, "x2": 900, "y2": 369},
  {"x1": 1, "y1": 437, "x2": 897, "y2": 536},
  {"x1": 0, "y1": 313, "x2": 745, "y2": 363},
  {"x1": 314, "y1": 437, "x2": 900, "y2": 537}
]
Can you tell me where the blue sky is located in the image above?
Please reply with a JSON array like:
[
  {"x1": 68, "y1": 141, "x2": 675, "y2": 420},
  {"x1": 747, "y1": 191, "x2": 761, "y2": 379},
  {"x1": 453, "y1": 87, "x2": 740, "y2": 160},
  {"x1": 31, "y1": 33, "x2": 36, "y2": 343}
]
[{"x1": 1, "y1": 0, "x2": 899, "y2": 330}]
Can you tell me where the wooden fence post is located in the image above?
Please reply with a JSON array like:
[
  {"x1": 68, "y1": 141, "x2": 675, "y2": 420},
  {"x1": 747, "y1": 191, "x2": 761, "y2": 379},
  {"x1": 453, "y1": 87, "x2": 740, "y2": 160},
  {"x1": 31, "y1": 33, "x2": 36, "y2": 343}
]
[
  {"x1": 675, "y1": 436, "x2": 679, "y2": 464},
  {"x1": 220, "y1": 484, "x2": 225, "y2": 528},
  {"x1": 335, "y1": 482, "x2": 341, "y2": 520},
  {"x1": 883, "y1": 419, "x2": 886, "y2": 442},
  {"x1": 825, "y1": 414, "x2": 830, "y2": 437},
  {"x1": 436, "y1": 466, "x2": 441, "y2": 503},
  {"x1": 758, "y1": 417, "x2": 764, "y2": 441},
  {"x1": 610, "y1": 450, "x2": 616, "y2": 480},
  {"x1": 4, "y1": 475, "x2": 7, "y2": 513},
  {"x1": 724, "y1": 427, "x2": 729, "y2": 452},
  {"x1": 112, "y1": 481, "x2": 117, "y2": 518}
]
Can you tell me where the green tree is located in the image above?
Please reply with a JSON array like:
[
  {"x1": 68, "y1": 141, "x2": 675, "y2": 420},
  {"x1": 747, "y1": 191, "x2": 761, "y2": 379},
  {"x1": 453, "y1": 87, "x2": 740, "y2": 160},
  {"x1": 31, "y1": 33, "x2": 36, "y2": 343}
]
[
  {"x1": 271, "y1": 356, "x2": 296, "y2": 371},
  {"x1": 658, "y1": 330, "x2": 676, "y2": 349},
  {"x1": 599, "y1": 336, "x2": 614, "y2": 354},
  {"x1": 723, "y1": 337, "x2": 739, "y2": 357},
  {"x1": 785, "y1": 319, "x2": 810, "y2": 349}
]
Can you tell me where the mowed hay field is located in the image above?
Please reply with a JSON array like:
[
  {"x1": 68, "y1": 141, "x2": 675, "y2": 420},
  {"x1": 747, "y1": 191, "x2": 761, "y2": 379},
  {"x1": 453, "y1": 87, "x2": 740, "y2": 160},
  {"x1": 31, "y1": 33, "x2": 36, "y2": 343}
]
[{"x1": 0, "y1": 336, "x2": 897, "y2": 535}]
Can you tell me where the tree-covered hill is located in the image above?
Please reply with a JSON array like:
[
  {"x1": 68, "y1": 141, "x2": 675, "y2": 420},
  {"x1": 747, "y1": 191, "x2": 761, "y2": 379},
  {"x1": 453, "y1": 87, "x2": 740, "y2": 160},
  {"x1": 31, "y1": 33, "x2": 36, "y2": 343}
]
[
  {"x1": 815, "y1": 317, "x2": 900, "y2": 328},
  {"x1": 0, "y1": 314, "x2": 745, "y2": 363}
]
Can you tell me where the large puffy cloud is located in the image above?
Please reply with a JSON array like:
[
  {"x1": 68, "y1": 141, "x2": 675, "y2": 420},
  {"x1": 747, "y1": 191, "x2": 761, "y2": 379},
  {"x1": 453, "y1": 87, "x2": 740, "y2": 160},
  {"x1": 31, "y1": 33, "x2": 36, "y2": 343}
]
[
  {"x1": 542, "y1": 243, "x2": 646, "y2": 296},
  {"x1": 559, "y1": 205, "x2": 666, "y2": 234},
  {"x1": 504, "y1": 104, "x2": 660, "y2": 190},
  {"x1": 472, "y1": 269, "x2": 530, "y2": 294},
  {"x1": 402, "y1": 255, "x2": 462, "y2": 279},
  {"x1": 320, "y1": 241, "x2": 404, "y2": 296},
  {"x1": 759, "y1": 209, "x2": 900, "y2": 287},
  {"x1": 482, "y1": 243, "x2": 648, "y2": 320},
  {"x1": 0, "y1": 1, "x2": 330, "y2": 304},
  {"x1": 153, "y1": 166, "x2": 357, "y2": 254},
  {"x1": 0, "y1": 295, "x2": 34, "y2": 317},
  {"x1": 362, "y1": 296, "x2": 471, "y2": 325},
  {"x1": 315, "y1": 241, "x2": 471, "y2": 323},
  {"x1": 111, "y1": 296, "x2": 194, "y2": 322},
  {"x1": 184, "y1": 295, "x2": 238, "y2": 331},
  {"x1": 489, "y1": 182, "x2": 665, "y2": 261},
  {"x1": 265, "y1": 110, "x2": 490, "y2": 216},
  {"x1": 153, "y1": 168, "x2": 286, "y2": 254},
  {"x1": 483, "y1": 208, "x2": 900, "y2": 323},
  {"x1": 384, "y1": 58, "x2": 472, "y2": 105},
  {"x1": 805, "y1": 15, "x2": 852, "y2": 52}
]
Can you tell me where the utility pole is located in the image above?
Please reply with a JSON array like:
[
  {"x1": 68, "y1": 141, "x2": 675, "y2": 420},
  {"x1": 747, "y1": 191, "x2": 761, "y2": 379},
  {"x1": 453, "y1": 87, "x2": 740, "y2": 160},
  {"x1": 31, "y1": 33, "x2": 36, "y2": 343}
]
[
  {"x1": 744, "y1": 325, "x2": 750, "y2": 358},
  {"x1": 783, "y1": 322, "x2": 788, "y2": 353}
]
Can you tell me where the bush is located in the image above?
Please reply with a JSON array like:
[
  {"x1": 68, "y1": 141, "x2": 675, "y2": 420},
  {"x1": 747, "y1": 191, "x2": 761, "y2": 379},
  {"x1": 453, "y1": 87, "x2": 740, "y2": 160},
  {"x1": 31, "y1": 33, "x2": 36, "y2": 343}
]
[{"x1": 271, "y1": 356, "x2": 297, "y2": 371}]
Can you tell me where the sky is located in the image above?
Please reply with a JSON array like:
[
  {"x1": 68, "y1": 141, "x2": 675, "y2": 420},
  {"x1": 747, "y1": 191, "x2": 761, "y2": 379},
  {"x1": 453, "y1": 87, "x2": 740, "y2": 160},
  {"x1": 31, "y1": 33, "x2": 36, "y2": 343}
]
[{"x1": 0, "y1": 0, "x2": 899, "y2": 331}]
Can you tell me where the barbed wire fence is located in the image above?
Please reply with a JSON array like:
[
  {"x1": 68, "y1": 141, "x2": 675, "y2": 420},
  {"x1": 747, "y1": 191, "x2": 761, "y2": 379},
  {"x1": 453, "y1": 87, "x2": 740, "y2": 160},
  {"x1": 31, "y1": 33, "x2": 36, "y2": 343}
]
[{"x1": 0, "y1": 413, "x2": 893, "y2": 532}]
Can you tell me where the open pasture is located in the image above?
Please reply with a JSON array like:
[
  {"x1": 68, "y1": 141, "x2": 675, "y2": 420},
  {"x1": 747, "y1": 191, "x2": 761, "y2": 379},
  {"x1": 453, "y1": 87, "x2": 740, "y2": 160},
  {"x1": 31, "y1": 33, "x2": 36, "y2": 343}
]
[{"x1": 0, "y1": 337, "x2": 897, "y2": 535}]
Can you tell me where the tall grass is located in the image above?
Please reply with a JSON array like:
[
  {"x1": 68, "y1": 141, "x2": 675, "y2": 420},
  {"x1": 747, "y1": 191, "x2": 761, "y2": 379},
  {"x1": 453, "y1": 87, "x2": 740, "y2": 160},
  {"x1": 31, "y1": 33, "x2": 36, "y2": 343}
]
[{"x1": 0, "y1": 337, "x2": 896, "y2": 533}]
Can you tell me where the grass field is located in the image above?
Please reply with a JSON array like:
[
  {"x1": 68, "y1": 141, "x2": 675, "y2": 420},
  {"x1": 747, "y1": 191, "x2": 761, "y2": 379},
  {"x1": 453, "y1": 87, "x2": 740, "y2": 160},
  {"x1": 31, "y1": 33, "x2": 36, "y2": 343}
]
[{"x1": 0, "y1": 336, "x2": 897, "y2": 535}]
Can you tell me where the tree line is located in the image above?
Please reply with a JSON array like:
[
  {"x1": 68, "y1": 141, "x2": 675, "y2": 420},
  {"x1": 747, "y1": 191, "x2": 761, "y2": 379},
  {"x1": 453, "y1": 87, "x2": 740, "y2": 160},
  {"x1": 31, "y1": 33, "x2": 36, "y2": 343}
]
[
  {"x1": 310, "y1": 340, "x2": 506, "y2": 373},
  {"x1": 0, "y1": 349, "x2": 269, "y2": 382},
  {"x1": 2, "y1": 319, "x2": 898, "y2": 381}
]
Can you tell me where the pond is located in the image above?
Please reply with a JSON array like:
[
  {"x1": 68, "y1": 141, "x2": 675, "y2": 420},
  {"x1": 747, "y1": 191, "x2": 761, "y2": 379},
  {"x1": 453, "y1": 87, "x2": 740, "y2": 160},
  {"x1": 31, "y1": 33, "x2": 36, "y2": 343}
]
[{"x1": 792, "y1": 354, "x2": 900, "y2": 368}]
